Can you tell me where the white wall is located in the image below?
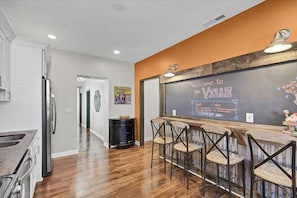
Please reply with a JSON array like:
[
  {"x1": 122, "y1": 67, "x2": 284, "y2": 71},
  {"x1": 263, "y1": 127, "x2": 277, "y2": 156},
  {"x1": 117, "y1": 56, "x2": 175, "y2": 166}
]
[
  {"x1": 144, "y1": 78, "x2": 160, "y2": 141},
  {"x1": 0, "y1": 41, "x2": 44, "y2": 181},
  {"x1": 80, "y1": 78, "x2": 109, "y2": 142},
  {"x1": 50, "y1": 49, "x2": 134, "y2": 155}
]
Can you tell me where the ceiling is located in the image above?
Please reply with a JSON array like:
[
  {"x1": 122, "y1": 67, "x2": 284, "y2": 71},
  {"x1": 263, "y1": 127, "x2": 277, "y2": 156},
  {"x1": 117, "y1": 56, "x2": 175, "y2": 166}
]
[{"x1": 0, "y1": 0, "x2": 264, "y2": 63}]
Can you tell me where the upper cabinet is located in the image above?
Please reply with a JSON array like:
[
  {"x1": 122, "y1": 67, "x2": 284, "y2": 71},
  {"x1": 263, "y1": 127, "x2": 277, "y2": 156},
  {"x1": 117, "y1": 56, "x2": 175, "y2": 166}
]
[{"x1": 0, "y1": 9, "x2": 16, "y2": 101}]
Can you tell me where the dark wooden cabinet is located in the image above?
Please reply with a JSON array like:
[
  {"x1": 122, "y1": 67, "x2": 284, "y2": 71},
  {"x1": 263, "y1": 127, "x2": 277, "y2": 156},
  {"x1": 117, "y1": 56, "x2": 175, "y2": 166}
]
[{"x1": 109, "y1": 118, "x2": 134, "y2": 148}]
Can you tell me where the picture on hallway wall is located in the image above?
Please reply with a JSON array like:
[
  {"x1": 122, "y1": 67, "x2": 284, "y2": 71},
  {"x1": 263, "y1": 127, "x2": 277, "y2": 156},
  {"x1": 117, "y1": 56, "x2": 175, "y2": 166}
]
[
  {"x1": 94, "y1": 89, "x2": 101, "y2": 112},
  {"x1": 114, "y1": 86, "x2": 131, "y2": 104}
]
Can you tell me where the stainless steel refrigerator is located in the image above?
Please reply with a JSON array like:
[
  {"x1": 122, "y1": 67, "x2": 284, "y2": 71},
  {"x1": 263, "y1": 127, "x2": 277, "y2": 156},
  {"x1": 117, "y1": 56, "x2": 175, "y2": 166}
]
[{"x1": 42, "y1": 77, "x2": 56, "y2": 177}]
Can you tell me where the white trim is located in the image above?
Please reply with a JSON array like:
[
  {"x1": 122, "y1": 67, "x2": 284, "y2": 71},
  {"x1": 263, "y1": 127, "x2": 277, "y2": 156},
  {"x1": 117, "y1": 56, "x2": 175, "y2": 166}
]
[
  {"x1": 144, "y1": 137, "x2": 153, "y2": 142},
  {"x1": 90, "y1": 129, "x2": 104, "y2": 141},
  {"x1": 52, "y1": 149, "x2": 78, "y2": 158},
  {"x1": 12, "y1": 37, "x2": 49, "y2": 49},
  {"x1": 104, "y1": 142, "x2": 111, "y2": 148},
  {"x1": 90, "y1": 129, "x2": 110, "y2": 148},
  {"x1": 0, "y1": 8, "x2": 16, "y2": 42},
  {"x1": 134, "y1": 140, "x2": 140, "y2": 146}
]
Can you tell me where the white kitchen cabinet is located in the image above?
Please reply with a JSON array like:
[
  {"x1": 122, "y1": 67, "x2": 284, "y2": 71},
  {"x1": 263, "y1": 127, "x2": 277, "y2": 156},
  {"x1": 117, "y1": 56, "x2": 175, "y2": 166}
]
[
  {"x1": 0, "y1": 10, "x2": 15, "y2": 101},
  {"x1": 0, "y1": 35, "x2": 11, "y2": 101},
  {"x1": 28, "y1": 133, "x2": 40, "y2": 198}
]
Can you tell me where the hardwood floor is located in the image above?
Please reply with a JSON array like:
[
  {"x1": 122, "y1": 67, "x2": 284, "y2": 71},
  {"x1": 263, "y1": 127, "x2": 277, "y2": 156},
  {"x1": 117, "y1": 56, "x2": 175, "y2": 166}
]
[{"x1": 33, "y1": 128, "x2": 238, "y2": 198}]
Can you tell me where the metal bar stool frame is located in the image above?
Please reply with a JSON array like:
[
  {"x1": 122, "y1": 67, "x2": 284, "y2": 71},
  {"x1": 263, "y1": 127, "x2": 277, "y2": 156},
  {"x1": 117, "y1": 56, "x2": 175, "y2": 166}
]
[
  {"x1": 170, "y1": 121, "x2": 203, "y2": 189},
  {"x1": 201, "y1": 124, "x2": 245, "y2": 198},
  {"x1": 150, "y1": 118, "x2": 173, "y2": 174},
  {"x1": 247, "y1": 130, "x2": 297, "y2": 198}
]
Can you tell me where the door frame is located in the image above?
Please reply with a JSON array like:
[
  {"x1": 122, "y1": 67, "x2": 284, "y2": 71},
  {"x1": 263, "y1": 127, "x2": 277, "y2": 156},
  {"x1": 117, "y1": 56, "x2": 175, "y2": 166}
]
[{"x1": 139, "y1": 75, "x2": 160, "y2": 146}]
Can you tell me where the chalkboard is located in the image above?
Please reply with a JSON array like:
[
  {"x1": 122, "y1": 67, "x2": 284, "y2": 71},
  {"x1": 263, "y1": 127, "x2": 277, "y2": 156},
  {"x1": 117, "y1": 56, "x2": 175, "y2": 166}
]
[{"x1": 165, "y1": 61, "x2": 297, "y2": 125}]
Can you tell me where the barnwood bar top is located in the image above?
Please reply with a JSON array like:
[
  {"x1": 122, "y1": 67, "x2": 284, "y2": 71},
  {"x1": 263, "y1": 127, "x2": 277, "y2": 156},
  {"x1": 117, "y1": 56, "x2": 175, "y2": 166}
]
[
  {"x1": 160, "y1": 116, "x2": 289, "y2": 145},
  {"x1": 0, "y1": 130, "x2": 37, "y2": 176}
]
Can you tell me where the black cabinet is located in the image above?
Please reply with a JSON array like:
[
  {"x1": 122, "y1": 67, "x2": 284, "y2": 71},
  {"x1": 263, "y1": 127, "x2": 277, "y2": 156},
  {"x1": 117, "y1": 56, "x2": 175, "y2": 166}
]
[{"x1": 109, "y1": 118, "x2": 135, "y2": 148}]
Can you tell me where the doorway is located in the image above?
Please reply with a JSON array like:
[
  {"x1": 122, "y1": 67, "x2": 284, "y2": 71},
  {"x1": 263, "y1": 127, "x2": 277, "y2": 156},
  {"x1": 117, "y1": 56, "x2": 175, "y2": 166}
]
[
  {"x1": 140, "y1": 76, "x2": 160, "y2": 145},
  {"x1": 79, "y1": 93, "x2": 82, "y2": 126},
  {"x1": 144, "y1": 78, "x2": 160, "y2": 141},
  {"x1": 86, "y1": 90, "x2": 90, "y2": 130},
  {"x1": 77, "y1": 75, "x2": 110, "y2": 148}
]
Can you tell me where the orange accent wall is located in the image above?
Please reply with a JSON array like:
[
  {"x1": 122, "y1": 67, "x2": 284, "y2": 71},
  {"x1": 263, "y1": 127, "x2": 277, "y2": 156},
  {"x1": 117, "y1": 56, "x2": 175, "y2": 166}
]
[{"x1": 134, "y1": 0, "x2": 297, "y2": 142}]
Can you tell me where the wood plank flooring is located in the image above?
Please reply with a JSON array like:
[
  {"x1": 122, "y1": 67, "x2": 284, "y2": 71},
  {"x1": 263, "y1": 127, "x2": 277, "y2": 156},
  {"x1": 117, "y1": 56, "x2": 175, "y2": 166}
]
[{"x1": 33, "y1": 128, "x2": 238, "y2": 198}]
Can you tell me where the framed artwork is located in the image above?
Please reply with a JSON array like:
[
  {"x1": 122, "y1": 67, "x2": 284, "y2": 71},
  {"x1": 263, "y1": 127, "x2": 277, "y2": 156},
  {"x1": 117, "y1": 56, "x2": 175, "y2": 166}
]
[
  {"x1": 114, "y1": 86, "x2": 131, "y2": 104},
  {"x1": 94, "y1": 89, "x2": 101, "y2": 112}
]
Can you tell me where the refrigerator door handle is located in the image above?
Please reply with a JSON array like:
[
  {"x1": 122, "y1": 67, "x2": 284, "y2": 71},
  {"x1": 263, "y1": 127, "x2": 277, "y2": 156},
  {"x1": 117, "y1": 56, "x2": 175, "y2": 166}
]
[{"x1": 52, "y1": 95, "x2": 57, "y2": 134}]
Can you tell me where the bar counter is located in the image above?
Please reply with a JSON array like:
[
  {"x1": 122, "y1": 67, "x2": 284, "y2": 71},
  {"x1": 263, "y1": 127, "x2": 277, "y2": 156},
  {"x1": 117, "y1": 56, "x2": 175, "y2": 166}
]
[{"x1": 160, "y1": 116, "x2": 297, "y2": 198}]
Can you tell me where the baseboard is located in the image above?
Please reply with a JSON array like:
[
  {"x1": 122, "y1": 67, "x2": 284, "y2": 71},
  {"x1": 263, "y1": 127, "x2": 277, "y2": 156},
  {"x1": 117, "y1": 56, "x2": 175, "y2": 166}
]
[
  {"x1": 134, "y1": 140, "x2": 140, "y2": 146},
  {"x1": 52, "y1": 149, "x2": 79, "y2": 158},
  {"x1": 144, "y1": 137, "x2": 153, "y2": 141},
  {"x1": 90, "y1": 129, "x2": 104, "y2": 141}
]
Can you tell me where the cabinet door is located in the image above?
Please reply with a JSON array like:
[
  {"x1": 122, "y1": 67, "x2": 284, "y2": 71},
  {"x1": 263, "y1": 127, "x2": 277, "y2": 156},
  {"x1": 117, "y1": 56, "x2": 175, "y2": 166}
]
[
  {"x1": 109, "y1": 120, "x2": 120, "y2": 145},
  {"x1": 0, "y1": 31, "x2": 11, "y2": 101},
  {"x1": 0, "y1": 34, "x2": 5, "y2": 89}
]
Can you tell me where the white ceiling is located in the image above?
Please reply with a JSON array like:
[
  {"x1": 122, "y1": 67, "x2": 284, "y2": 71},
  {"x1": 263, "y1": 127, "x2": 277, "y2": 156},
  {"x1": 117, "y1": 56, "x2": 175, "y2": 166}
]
[{"x1": 0, "y1": 0, "x2": 264, "y2": 63}]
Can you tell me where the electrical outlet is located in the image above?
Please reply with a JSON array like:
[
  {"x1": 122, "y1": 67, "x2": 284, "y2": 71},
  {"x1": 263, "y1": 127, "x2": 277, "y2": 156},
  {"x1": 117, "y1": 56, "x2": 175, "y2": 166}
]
[
  {"x1": 172, "y1": 109, "x2": 176, "y2": 116},
  {"x1": 246, "y1": 113, "x2": 254, "y2": 123}
]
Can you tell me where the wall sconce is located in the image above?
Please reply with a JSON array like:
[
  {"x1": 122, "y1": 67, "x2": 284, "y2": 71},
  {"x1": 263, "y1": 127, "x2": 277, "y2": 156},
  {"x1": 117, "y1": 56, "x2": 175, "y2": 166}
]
[
  {"x1": 164, "y1": 64, "x2": 178, "y2": 77},
  {"x1": 264, "y1": 29, "x2": 292, "y2": 53}
]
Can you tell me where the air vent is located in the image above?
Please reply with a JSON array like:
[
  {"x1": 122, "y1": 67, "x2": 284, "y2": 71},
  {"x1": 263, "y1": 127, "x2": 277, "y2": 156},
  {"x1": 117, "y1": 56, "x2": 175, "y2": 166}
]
[{"x1": 203, "y1": 14, "x2": 226, "y2": 28}]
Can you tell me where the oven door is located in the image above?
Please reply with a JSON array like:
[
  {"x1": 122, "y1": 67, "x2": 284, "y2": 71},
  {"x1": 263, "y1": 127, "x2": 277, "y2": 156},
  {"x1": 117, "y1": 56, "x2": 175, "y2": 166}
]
[
  {"x1": 0, "y1": 174, "x2": 20, "y2": 198},
  {"x1": 16, "y1": 150, "x2": 33, "y2": 198}
]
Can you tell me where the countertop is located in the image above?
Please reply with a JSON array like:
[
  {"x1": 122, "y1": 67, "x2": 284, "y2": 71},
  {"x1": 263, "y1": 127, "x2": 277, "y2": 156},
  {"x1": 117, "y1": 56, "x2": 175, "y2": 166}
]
[
  {"x1": 160, "y1": 116, "x2": 296, "y2": 145},
  {"x1": 0, "y1": 130, "x2": 37, "y2": 176}
]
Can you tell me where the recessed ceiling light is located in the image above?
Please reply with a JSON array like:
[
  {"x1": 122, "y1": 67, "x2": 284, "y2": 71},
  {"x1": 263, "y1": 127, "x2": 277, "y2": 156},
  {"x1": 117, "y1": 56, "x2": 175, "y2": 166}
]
[
  {"x1": 113, "y1": 50, "x2": 120, "y2": 54},
  {"x1": 48, "y1": 34, "x2": 56, "y2": 39}
]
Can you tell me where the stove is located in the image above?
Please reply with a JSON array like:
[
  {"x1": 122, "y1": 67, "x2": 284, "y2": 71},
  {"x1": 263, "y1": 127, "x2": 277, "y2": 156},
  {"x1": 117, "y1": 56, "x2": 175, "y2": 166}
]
[{"x1": 0, "y1": 174, "x2": 18, "y2": 198}]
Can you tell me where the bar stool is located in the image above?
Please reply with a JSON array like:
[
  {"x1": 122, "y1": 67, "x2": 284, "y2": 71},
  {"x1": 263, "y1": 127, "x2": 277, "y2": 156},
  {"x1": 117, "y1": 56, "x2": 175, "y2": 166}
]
[
  {"x1": 170, "y1": 120, "x2": 203, "y2": 189},
  {"x1": 246, "y1": 130, "x2": 297, "y2": 198},
  {"x1": 201, "y1": 124, "x2": 245, "y2": 198},
  {"x1": 150, "y1": 118, "x2": 173, "y2": 173}
]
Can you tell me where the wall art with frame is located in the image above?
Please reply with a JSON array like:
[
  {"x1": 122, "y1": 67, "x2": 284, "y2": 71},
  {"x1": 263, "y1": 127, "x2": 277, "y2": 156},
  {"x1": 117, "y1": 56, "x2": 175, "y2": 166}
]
[{"x1": 114, "y1": 86, "x2": 131, "y2": 104}]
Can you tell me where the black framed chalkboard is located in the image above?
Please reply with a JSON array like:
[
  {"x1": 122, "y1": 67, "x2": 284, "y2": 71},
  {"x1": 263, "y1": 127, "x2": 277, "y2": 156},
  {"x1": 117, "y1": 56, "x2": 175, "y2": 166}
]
[{"x1": 165, "y1": 61, "x2": 297, "y2": 125}]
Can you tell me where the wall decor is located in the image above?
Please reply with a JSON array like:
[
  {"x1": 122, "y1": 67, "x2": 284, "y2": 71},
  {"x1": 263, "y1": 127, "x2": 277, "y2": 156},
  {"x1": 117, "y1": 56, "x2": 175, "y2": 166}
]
[
  {"x1": 114, "y1": 86, "x2": 131, "y2": 104},
  {"x1": 94, "y1": 89, "x2": 101, "y2": 112}
]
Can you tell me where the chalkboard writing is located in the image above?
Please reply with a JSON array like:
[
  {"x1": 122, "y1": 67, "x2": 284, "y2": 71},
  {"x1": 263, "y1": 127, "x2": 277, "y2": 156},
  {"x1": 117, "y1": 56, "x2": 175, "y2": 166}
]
[
  {"x1": 192, "y1": 99, "x2": 239, "y2": 120},
  {"x1": 165, "y1": 61, "x2": 297, "y2": 125}
]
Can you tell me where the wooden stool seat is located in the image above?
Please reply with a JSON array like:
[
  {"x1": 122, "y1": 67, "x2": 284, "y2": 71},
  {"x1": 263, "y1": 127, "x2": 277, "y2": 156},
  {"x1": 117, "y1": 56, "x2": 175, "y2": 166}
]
[
  {"x1": 206, "y1": 150, "x2": 244, "y2": 166},
  {"x1": 173, "y1": 142, "x2": 202, "y2": 153},
  {"x1": 154, "y1": 136, "x2": 173, "y2": 145},
  {"x1": 254, "y1": 162, "x2": 297, "y2": 188}
]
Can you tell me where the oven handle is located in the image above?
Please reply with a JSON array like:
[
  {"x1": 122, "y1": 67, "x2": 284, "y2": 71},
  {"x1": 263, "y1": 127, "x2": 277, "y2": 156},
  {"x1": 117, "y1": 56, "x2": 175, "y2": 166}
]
[
  {"x1": 12, "y1": 184, "x2": 22, "y2": 195},
  {"x1": 18, "y1": 157, "x2": 33, "y2": 181}
]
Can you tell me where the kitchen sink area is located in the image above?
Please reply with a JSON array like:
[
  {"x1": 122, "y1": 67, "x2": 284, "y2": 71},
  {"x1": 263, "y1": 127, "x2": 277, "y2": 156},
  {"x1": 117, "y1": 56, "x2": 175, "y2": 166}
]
[
  {"x1": 0, "y1": 134, "x2": 25, "y2": 148},
  {"x1": 0, "y1": 134, "x2": 25, "y2": 142},
  {"x1": 0, "y1": 130, "x2": 37, "y2": 198},
  {"x1": 0, "y1": 141, "x2": 20, "y2": 148}
]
